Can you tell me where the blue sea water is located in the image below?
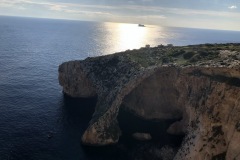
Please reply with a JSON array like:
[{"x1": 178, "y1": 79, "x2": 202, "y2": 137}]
[{"x1": 0, "y1": 16, "x2": 240, "y2": 160}]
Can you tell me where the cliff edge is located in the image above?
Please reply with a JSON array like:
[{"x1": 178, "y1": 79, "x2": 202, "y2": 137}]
[{"x1": 59, "y1": 44, "x2": 240, "y2": 159}]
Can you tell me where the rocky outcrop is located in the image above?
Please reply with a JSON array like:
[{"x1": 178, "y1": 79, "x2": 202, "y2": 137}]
[
  {"x1": 59, "y1": 61, "x2": 96, "y2": 98},
  {"x1": 120, "y1": 66, "x2": 240, "y2": 159},
  {"x1": 58, "y1": 44, "x2": 240, "y2": 159},
  {"x1": 132, "y1": 133, "x2": 152, "y2": 141}
]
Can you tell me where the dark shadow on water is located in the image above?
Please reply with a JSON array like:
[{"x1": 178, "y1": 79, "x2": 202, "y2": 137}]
[
  {"x1": 61, "y1": 94, "x2": 97, "y2": 129},
  {"x1": 84, "y1": 106, "x2": 184, "y2": 160},
  {"x1": 59, "y1": 94, "x2": 99, "y2": 160},
  {"x1": 117, "y1": 107, "x2": 184, "y2": 146},
  {"x1": 116, "y1": 107, "x2": 185, "y2": 159},
  {"x1": 61, "y1": 95, "x2": 129, "y2": 160},
  {"x1": 60, "y1": 95, "x2": 184, "y2": 160}
]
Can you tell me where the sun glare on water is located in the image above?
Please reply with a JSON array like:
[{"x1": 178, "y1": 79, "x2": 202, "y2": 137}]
[
  {"x1": 103, "y1": 23, "x2": 160, "y2": 54},
  {"x1": 115, "y1": 23, "x2": 148, "y2": 50},
  {"x1": 100, "y1": 22, "x2": 170, "y2": 55}
]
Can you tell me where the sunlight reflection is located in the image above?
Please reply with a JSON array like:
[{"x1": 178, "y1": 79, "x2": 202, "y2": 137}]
[
  {"x1": 115, "y1": 23, "x2": 148, "y2": 51},
  {"x1": 102, "y1": 22, "x2": 169, "y2": 54}
]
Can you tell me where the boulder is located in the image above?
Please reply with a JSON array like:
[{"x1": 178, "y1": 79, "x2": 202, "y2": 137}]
[{"x1": 132, "y1": 133, "x2": 152, "y2": 141}]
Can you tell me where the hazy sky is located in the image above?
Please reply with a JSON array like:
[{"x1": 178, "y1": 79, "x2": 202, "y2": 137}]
[{"x1": 0, "y1": 0, "x2": 240, "y2": 30}]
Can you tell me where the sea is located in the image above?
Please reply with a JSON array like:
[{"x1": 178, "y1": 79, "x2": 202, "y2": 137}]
[{"x1": 0, "y1": 16, "x2": 240, "y2": 160}]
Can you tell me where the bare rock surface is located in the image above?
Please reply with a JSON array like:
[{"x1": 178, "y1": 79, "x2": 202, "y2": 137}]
[
  {"x1": 59, "y1": 61, "x2": 96, "y2": 98},
  {"x1": 58, "y1": 43, "x2": 240, "y2": 159}
]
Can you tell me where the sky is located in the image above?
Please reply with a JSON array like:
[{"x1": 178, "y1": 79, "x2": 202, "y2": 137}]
[{"x1": 0, "y1": 0, "x2": 240, "y2": 31}]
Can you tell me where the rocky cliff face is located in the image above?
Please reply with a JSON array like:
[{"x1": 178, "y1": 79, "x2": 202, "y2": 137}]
[
  {"x1": 58, "y1": 44, "x2": 240, "y2": 159},
  {"x1": 124, "y1": 67, "x2": 240, "y2": 160},
  {"x1": 59, "y1": 61, "x2": 96, "y2": 98}
]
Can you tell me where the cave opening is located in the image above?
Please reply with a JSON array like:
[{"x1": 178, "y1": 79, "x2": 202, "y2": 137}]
[
  {"x1": 116, "y1": 69, "x2": 186, "y2": 159},
  {"x1": 117, "y1": 106, "x2": 184, "y2": 146},
  {"x1": 116, "y1": 106, "x2": 185, "y2": 160}
]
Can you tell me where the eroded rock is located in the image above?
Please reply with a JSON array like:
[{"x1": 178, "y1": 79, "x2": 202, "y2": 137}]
[
  {"x1": 58, "y1": 44, "x2": 240, "y2": 159},
  {"x1": 58, "y1": 61, "x2": 96, "y2": 98}
]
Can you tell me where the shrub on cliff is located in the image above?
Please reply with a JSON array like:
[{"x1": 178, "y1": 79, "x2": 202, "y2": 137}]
[
  {"x1": 198, "y1": 50, "x2": 209, "y2": 57},
  {"x1": 183, "y1": 52, "x2": 195, "y2": 59},
  {"x1": 204, "y1": 43, "x2": 214, "y2": 47},
  {"x1": 204, "y1": 51, "x2": 219, "y2": 60},
  {"x1": 189, "y1": 54, "x2": 202, "y2": 63},
  {"x1": 162, "y1": 56, "x2": 173, "y2": 64},
  {"x1": 172, "y1": 49, "x2": 186, "y2": 57}
]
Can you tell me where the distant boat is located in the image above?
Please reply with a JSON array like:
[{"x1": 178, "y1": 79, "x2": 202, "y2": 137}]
[{"x1": 138, "y1": 24, "x2": 145, "y2": 27}]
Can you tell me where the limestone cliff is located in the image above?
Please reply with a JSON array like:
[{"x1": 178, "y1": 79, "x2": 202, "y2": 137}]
[{"x1": 58, "y1": 44, "x2": 240, "y2": 159}]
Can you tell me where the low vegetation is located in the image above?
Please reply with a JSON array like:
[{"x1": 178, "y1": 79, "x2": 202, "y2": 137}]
[{"x1": 125, "y1": 43, "x2": 240, "y2": 68}]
